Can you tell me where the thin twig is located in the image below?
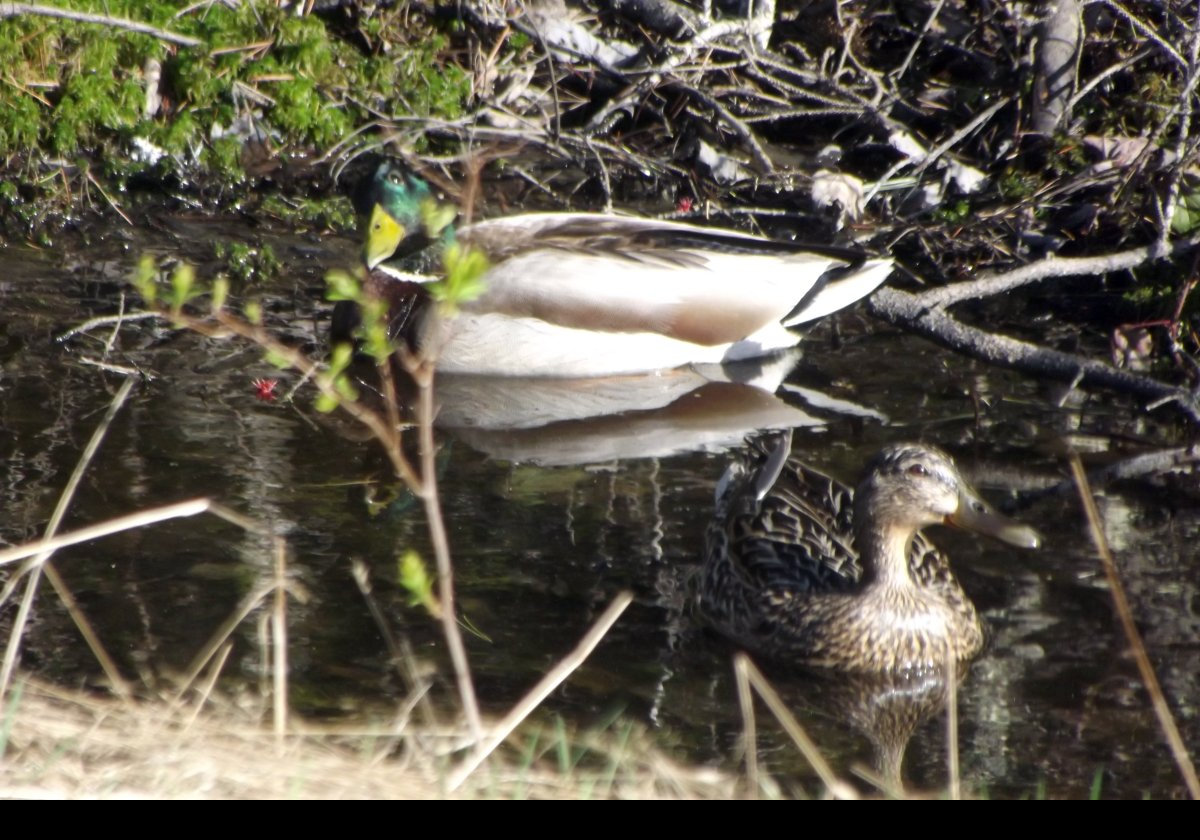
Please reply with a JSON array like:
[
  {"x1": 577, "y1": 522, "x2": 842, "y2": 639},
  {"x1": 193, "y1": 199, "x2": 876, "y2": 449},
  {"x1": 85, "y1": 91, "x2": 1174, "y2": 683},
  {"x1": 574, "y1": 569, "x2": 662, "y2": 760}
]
[
  {"x1": 733, "y1": 653, "x2": 759, "y2": 799},
  {"x1": 173, "y1": 580, "x2": 277, "y2": 701},
  {"x1": 1104, "y1": 1, "x2": 1187, "y2": 69},
  {"x1": 1069, "y1": 455, "x2": 1200, "y2": 799},
  {"x1": 271, "y1": 536, "x2": 288, "y2": 741},
  {"x1": 84, "y1": 170, "x2": 132, "y2": 226},
  {"x1": 182, "y1": 642, "x2": 234, "y2": 730},
  {"x1": 0, "y1": 379, "x2": 136, "y2": 705},
  {"x1": 409, "y1": 346, "x2": 483, "y2": 745},
  {"x1": 917, "y1": 233, "x2": 1200, "y2": 309},
  {"x1": 0, "y1": 2, "x2": 202, "y2": 47},
  {"x1": 446, "y1": 591, "x2": 634, "y2": 791},
  {"x1": 0, "y1": 499, "x2": 254, "y2": 566},
  {"x1": 77, "y1": 357, "x2": 147, "y2": 377},
  {"x1": 893, "y1": 0, "x2": 946, "y2": 82},
  {"x1": 870, "y1": 287, "x2": 1200, "y2": 423},
  {"x1": 734, "y1": 654, "x2": 858, "y2": 800},
  {"x1": 1156, "y1": 3, "x2": 1200, "y2": 251},
  {"x1": 945, "y1": 650, "x2": 959, "y2": 800}
]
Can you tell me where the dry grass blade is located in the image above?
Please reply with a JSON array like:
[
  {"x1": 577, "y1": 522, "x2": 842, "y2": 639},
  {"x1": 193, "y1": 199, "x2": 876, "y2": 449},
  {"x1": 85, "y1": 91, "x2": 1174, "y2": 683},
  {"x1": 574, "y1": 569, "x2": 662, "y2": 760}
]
[
  {"x1": 0, "y1": 378, "x2": 136, "y2": 705},
  {"x1": 271, "y1": 537, "x2": 288, "y2": 740},
  {"x1": 1069, "y1": 455, "x2": 1200, "y2": 798},
  {"x1": 734, "y1": 653, "x2": 759, "y2": 798},
  {"x1": 173, "y1": 580, "x2": 276, "y2": 702},
  {"x1": 0, "y1": 499, "x2": 213, "y2": 567},
  {"x1": 446, "y1": 591, "x2": 634, "y2": 791},
  {"x1": 2, "y1": 677, "x2": 739, "y2": 799},
  {"x1": 734, "y1": 654, "x2": 858, "y2": 800},
  {"x1": 945, "y1": 651, "x2": 959, "y2": 800}
]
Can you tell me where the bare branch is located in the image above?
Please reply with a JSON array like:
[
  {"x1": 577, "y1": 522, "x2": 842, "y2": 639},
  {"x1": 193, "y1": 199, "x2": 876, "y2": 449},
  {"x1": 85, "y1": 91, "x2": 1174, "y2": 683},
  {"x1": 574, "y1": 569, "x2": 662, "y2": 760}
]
[
  {"x1": 869, "y1": 287, "x2": 1200, "y2": 423},
  {"x1": 0, "y1": 2, "x2": 202, "y2": 47},
  {"x1": 918, "y1": 234, "x2": 1200, "y2": 309},
  {"x1": 1031, "y1": 0, "x2": 1083, "y2": 134}
]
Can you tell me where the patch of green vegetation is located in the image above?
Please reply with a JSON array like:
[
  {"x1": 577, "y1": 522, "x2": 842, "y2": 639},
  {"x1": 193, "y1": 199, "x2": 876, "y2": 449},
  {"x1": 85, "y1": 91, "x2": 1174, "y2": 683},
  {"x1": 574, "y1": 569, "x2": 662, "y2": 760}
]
[
  {"x1": 1122, "y1": 282, "x2": 1172, "y2": 309},
  {"x1": 1171, "y1": 187, "x2": 1200, "y2": 235},
  {"x1": 933, "y1": 199, "x2": 971, "y2": 224},
  {"x1": 260, "y1": 194, "x2": 355, "y2": 230},
  {"x1": 1047, "y1": 139, "x2": 1089, "y2": 179},
  {"x1": 213, "y1": 240, "x2": 281, "y2": 286},
  {"x1": 0, "y1": 2, "x2": 471, "y2": 227},
  {"x1": 998, "y1": 170, "x2": 1040, "y2": 202}
]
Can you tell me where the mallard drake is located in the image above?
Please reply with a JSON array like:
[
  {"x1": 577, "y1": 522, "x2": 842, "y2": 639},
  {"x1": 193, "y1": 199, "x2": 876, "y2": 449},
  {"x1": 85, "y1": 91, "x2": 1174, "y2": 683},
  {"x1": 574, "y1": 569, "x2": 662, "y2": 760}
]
[
  {"x1": 700, "y1": 437, "x2": 1041, "y2": 672},
  {"x1": 357, "y1": 161, "x2": 894, "y2": 378}
]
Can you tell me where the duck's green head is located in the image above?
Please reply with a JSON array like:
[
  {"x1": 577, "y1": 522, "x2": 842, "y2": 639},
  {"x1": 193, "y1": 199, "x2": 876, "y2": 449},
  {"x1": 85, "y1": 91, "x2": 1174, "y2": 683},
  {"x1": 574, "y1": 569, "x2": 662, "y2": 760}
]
[{"x1": 363, "y1": 162, "x2": 457, "y2": 269}]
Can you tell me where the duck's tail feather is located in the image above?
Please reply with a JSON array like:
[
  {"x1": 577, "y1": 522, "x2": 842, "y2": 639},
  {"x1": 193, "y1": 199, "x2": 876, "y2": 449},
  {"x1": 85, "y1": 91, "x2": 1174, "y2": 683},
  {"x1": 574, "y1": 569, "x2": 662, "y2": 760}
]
[{"x1": 782, "y1": 258, "x2": 893, "y2": 327}]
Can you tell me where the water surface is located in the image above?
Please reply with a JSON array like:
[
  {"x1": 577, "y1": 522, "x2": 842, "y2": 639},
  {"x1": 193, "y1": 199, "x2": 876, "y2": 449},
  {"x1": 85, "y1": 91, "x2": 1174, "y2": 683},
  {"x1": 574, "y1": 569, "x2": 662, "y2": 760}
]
[{"x1": 1, "y1": 223, "x2": 1196, "y2": 798}]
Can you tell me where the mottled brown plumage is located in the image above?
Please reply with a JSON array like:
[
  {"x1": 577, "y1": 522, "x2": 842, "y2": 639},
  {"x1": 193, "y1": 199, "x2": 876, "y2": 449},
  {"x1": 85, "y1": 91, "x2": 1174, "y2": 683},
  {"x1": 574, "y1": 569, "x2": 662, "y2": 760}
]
[{"x1": 700, "y1": 438, "x2": 1040, "y2": 672}]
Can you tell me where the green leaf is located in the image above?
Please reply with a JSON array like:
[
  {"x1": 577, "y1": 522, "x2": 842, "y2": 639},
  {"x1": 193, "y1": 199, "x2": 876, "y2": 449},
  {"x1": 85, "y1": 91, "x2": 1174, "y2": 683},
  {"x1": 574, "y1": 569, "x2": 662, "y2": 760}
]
[
  {"x1": 363, "y1": 322, "x2": 391, "y2": 363},
  {"x1": 329, "y1": 342, "x2": 354, "y2": 374},
  {"x1": 211, "y1": 275, "x2": 229, "y2": 314},
  {"x1": 314, "y1": 392, "x2": 340, "y2": 413},
  {"x1": 1172, "y1": 190, "x2": 1200, "y2": 235},
  {"x1": 431, "y1": 241, "x2": 488, "y2": 311},
  {"x1": 325, "y1": 268, "x2": 363, "y2": 302},
  {"x1": 264, "y1": 349, "x2": 291, "y2": 370},
  {"x1": 398, "y1": 549, "x2": 440, "y2": 616},
  {"x1": 420, "y1": 198, "x2": 457, "y2": 239},
  {"x1": 132, "y1": 255, "x2": 158, "y2": 305},
  {"x1": 169, "y1": 264, "x2": 196, "y2": 315},
  {"x1": 333, "y1": 374, "x2": 359, "y2": 401},
  {"x1": 244, "y1": 301, "x2": 263, "y2": 325}
]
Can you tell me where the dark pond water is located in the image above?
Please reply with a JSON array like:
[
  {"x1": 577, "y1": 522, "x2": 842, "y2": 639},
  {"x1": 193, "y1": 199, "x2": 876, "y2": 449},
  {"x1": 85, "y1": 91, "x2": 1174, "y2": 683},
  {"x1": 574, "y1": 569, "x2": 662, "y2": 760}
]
[{"x1": 2, "y1": 222, "x2": 1197, "y2": 798}]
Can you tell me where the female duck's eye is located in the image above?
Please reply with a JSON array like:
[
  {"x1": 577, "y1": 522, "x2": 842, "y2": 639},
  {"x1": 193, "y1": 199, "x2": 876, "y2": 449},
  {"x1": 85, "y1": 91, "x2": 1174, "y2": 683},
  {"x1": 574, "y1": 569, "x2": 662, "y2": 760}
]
[{"x1": 907, "y1": 464, "x2": 928, "y2": 477}]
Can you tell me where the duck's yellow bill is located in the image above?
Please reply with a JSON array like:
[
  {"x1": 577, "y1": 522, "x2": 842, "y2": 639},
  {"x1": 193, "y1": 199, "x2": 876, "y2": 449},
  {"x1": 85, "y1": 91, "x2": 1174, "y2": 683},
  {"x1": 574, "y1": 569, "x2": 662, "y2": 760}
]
[{"x1": 364, "y1": 203, "x2": 404, "y2": 270}]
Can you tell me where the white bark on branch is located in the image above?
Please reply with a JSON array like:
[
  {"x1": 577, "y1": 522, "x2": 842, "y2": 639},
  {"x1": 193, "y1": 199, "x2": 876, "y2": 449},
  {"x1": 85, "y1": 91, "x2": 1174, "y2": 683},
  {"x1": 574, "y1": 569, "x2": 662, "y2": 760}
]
[
  {"x1": 919, "y1": 234, "x2": 1200, "y2": 309},
  {"x1": 1032, "y1": 0, "x2": 1082, "y2": 134},
  {"x1": 0, "y1": 3, "x2": 202, "y2": 47}
]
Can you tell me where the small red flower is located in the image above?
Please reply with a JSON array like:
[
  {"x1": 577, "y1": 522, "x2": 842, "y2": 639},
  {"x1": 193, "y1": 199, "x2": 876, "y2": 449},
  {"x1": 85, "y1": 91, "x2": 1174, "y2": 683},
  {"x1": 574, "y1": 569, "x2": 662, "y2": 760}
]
[
  {"x1": 252, "y1": 377, "x2": 279, "y2": 402},
  {"x1": 676, "y1": 196, "x2": 695, "y2": 213}
]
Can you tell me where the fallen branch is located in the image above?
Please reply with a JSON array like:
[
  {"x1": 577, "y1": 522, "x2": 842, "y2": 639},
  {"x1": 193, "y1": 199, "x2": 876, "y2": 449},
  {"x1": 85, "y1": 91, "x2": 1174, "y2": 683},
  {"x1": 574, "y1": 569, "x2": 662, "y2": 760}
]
[
  {"x1": 0, "y1": 3, "x2": 202, "y2": 48},
  {"x1": 868, "y1": 287, "x2": 1200, "y2": 423},
  {"x1": 1032, "y1": 446, "x2": 1200, "y2": 500},
  {"x1": 920, "y1": 235, "x2": 1200, "y2": 309}
]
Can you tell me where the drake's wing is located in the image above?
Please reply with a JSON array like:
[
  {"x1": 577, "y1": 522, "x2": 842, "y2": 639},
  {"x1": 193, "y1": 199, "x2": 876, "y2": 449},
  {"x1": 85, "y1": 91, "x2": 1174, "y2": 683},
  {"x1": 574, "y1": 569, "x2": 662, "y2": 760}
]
[{"x1": 460, "y1": 214, "x2": 878, "y2": 345}]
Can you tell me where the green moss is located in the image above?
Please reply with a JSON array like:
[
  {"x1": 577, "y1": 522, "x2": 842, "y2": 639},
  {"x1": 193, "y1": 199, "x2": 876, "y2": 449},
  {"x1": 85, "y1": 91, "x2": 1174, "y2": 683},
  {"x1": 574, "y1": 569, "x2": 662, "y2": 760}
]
[
  {"x1": 207, "y1": 136, "x2": 245, "y2": 182},
  {"x1": 0, "y1": 94, "x2": 41, "y2": 155},
  {"x1": 260, "y1": 194, "x2": 356, "y2": 230},
  {"x1": 933, "y1": 199, "x2": 971, "y2": 224},
  {"x1": 998, "y1": 170, "x2": 1039, "y2": 202},
  {"x1": 213, "y1": 240, "x2": 281, "y2": 286},
  {"x1": 0, "y1": 0, "x2": 471, "y2": 222}
]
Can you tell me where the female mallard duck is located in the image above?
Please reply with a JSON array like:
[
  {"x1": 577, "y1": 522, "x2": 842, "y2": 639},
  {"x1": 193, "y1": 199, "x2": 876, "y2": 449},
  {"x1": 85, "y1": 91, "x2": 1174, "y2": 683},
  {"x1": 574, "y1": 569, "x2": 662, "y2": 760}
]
[
  {"x1": 358, "y1": 162, "x2": 894, "y2": 378},
  {"x1": 700, "y1": 438, "x2": 1041, "y2": 672}
]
